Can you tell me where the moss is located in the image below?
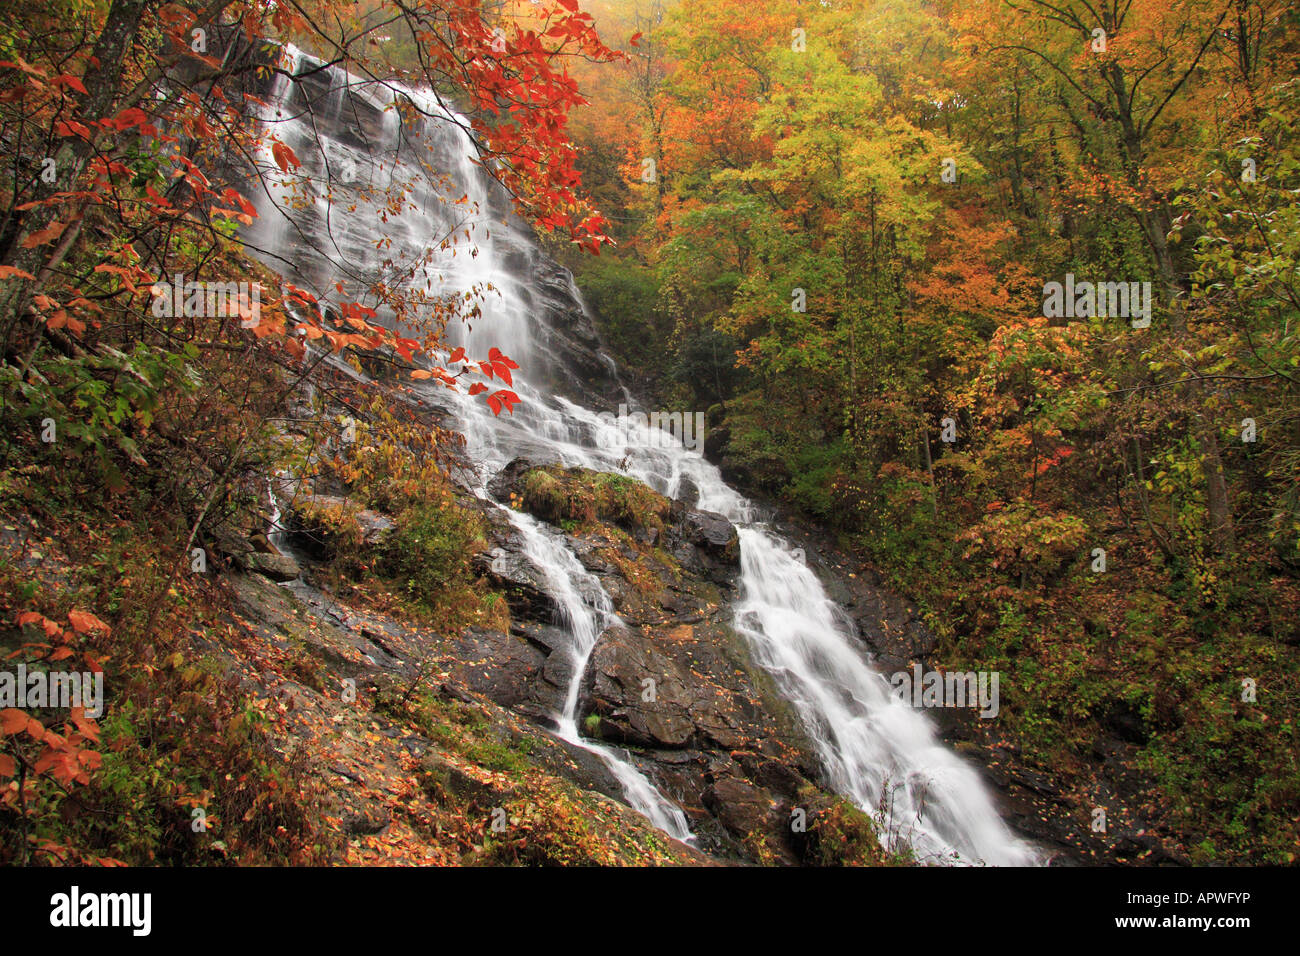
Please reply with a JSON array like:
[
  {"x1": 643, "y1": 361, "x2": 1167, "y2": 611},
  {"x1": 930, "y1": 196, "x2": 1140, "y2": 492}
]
[
  {"x1": 791, "y1": 784, "x2": 910, "y2": 867},
  {"x1": 515, "y1": 466, "x2": 671, "y2": 535}
]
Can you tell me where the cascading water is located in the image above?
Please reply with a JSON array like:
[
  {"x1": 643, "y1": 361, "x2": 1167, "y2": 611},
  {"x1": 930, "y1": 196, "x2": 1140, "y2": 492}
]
[
  {"x1": 240, "y1": 47, "x2": 1039, "y2": 865},
  {"x1": 499, "y1": 510, "x2": 692, "y2": 840}
]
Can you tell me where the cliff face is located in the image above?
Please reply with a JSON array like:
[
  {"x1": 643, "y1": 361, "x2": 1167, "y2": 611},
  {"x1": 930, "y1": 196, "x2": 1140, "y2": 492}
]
[{"x1": 202, "y1": 31, "x2": 623, "y2": 414}]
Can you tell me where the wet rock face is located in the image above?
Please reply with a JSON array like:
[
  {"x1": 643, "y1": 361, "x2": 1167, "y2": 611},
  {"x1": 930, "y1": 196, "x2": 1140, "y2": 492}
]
[
  {"x1": 572, "y1": 616, "x2": 825, "y2": 862},
  {"x1": 447, "y1": 627, "x2": 546, "y2": 710},
  {"x1": 529, "y1": 260, "x2": 622, "y2": 410},
  {"x1": 454, "y1": 459, "x2": 832, "y2": 859},
  {"x1": 677, "y1": 508, "x2": 740, "y2": 584},
  {"x1": 579, "y1": 622, "x2": 799, "y2": 754}
]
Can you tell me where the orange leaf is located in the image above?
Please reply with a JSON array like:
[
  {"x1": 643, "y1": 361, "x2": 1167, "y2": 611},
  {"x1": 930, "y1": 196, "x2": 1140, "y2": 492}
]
[
  {"x1": 0, "y1": 709, "x2": 29, "y2": 735},
  {"x1": 67, "y1": 609, "x2": 109, "y2": 635},
  {"x1": 21, "y1": 220, "x2": 67, "y2": 248}
]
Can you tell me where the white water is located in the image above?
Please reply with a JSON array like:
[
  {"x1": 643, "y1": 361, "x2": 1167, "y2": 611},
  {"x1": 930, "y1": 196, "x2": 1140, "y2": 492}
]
[
  {"x1": 242, "y1": 46, "x2": 1040, "y2": 864},
  {"x1": 500, "y1": 509, "x2": 692, "y2": 840}
]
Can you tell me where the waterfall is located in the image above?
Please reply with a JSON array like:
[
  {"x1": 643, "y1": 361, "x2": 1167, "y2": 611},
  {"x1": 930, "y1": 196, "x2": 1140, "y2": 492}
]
[
  {"x1": 499, "y1": 509, "x2": 692, "y2": 841},
  {"x1": 240, "y1": 46, "x2": 1040, "y2": 865}
]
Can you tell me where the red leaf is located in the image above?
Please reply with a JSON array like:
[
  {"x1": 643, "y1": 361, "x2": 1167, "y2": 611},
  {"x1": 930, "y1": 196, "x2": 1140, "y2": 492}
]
[
  {"x1": 108, "y1": 107, "x2": 148, "y2": 131},
  {"x1": 54, "y1": 119, "x2": 92, "y2": 139},
  {"x1": 271, "y1": 140, "x2": 301, "y2": 173},
  {"x1": 53, "y1": 73, "x2": 88, "y2": 94},
  {"x1": 493, "y1": 389, "x2": 521, "y2": 415}
]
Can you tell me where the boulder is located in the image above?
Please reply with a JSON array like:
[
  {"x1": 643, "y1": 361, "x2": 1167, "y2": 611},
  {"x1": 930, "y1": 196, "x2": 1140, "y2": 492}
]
[
  {"x1": 579, "y1": 622, "x2": 805, "y2": 757},
  {"x1": 487, "y1": 457, "x2": 550, "y2": 502},
  {"x1": 675, "y1": 509, "x2": 740, "y2": 584},
  {"x1": 241, "y1": 551, "x2": 301, "y2": 582},
  {"x1": 287, "y1": 493, "x2": 394, "y2": 557},
  {"x1": 675, "y1": 475, "x2": 700, "y2": 508},
  {"x1": 702, "y1": 775, "x2": 776, "y2": 841}
]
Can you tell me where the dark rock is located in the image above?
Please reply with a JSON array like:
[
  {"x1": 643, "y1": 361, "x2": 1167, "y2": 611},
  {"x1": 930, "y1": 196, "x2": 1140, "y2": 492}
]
[
  {"x1": 510, "y1": 620, "x2": 569, "y2": 655},
  {"x1": 675, "y1": 475, "x2": 700, "y2": 508},
  {"x1": 679, "y1": 509, "x2": 739, "y2": 566},
  {"x1": 446, "y1": 627, "x2": 546, "y2": 709},
  {"x1": 241, "y1": 551, "x2": 301, "y2": 582},
  {"x1": 579, "y1": 623, "x2": 809, "y2": 759},
  {"x1": 342, "y1": 805, "x2": 390, "y2": 835},
  {"x1": 844, "y1": 588, "x2": 939, "y2": 671},
  {"x1": 703, "y1": 775, "x2": 776, "y2": 841},
  {"x1": 487, "y1": 457, "x2": 549, "y2": 502},
  {"x1": 473, "y1": 549, "x2": 557, "y2": 622}
]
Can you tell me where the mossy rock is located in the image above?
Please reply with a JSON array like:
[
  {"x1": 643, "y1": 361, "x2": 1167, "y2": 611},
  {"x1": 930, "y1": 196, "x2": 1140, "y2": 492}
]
[{"x1": 514, "y1": 466, "x2": 671, "y2": 534}]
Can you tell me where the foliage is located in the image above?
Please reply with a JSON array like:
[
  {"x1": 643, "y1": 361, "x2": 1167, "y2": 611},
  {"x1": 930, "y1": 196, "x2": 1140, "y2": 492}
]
[{"x1": 566, "y1": 0, "x2": 1300, "y2": 863}]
